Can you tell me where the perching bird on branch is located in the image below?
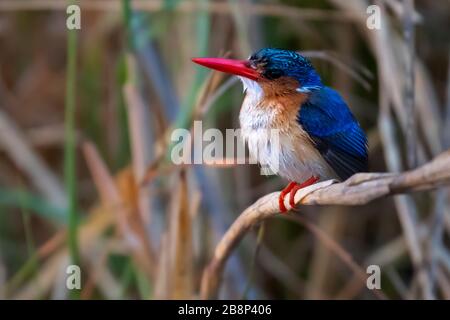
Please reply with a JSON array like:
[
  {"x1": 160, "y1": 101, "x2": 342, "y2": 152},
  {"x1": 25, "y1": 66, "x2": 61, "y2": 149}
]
[{"x1": 192, "y1": 48, "x2": 368, "y2": 213}]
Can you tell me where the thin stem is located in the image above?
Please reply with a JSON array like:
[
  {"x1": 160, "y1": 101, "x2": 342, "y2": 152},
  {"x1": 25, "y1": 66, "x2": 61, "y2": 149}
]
[
  {"x1": 403, "y1": 0, "x2": 417, "y2": 168},
  {"x1": 241, "y1": 222, "x2": 265, "y2": 299},
  {"x1": 65, "y1": 0, "x2": 80, "y2": 270}
]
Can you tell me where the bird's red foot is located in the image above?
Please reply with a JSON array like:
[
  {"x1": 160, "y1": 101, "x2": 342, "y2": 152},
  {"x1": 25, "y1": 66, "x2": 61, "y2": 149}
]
[
  {"x1": 278, "y1": 182, "x2": 297, "y2": 213},
  {"x1": 288, "y1": 176, "x2": 319, "y2": 209},
  {"x1": 279, "y1": 176, "x2": 319, "y2": 213}
]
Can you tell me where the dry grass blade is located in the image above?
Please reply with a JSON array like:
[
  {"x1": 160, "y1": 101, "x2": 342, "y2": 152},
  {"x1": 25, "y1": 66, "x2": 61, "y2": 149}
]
[
  {"x1": 154, "y1": 233, "x2": 170, "y2": 299},
  {"x1": 82, "y1": 141, "x2": 155, "y2": 279},
  {"x1": 124, "y1": 55, "x2": 154, "y2": 225},
  {"x1": 0, "y1": 110, "x2": 67, "y2": 207},
  {"x1": 168, "y1": 169, "x2": 193, "y2": 299}
]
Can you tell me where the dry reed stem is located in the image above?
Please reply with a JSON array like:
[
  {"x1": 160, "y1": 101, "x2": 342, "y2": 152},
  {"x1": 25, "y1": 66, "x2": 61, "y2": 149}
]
[
  {"x1": 124, "y1": 55, "x2": 155, "y2": 226},
  {"x1": 83, "y1": 142, "x2": 156, "y2": 279},
  {"x1": 0, "y1": 110, "x2": 67, "y2": 207}
]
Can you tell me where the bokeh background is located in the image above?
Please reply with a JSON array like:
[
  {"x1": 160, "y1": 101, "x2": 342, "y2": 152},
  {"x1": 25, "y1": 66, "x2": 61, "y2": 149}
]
[{"x1": 0, "y1": 0, "x2": 449, "y2": 299}]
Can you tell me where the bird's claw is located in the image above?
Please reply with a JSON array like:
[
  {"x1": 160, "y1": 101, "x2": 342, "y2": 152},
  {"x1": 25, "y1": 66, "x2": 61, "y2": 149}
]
[
  {"x1": 278, "y1": 176, "x2": 319, "y2": 213},
  {"x1": 278, "y1": 182, "x2": 296, "y2": 213}
]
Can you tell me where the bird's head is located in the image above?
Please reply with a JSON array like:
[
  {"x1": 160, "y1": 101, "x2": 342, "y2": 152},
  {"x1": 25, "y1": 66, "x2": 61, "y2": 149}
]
[{"x1": 192, "y1": 48, "x2": 322, "y2": 98}]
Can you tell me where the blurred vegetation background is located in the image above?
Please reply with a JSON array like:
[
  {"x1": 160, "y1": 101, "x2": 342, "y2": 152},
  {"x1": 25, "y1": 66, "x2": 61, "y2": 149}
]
[{"x1": 0, "y1": 0, "x2": 449, "y2": 299}]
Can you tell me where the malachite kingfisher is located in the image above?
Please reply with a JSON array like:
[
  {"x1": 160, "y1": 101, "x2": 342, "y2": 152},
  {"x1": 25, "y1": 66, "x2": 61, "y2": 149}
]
[{"x1": 192, "y1": 48, "x2": 368, "y2": 213}]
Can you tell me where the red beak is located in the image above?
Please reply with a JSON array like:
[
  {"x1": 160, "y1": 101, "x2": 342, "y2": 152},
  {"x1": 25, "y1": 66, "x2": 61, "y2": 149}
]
[{"x1": 191, "y1": 57, "x2": 259, "y2": 81}]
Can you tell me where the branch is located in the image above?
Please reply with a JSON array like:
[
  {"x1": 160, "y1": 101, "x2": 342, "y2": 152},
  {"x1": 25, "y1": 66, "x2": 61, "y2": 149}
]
[{"x1": 200, "y1": 150, "x2": 450, "y2": 299}]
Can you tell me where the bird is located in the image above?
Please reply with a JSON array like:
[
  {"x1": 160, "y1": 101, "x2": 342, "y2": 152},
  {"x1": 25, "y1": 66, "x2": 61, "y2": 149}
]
[{"x1": 192, "y1": 48, "x2": 368, "y2": 213}]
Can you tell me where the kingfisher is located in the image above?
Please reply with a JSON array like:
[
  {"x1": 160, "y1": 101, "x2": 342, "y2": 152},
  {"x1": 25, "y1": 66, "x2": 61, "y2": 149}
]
[{"x1": 192, "y1": 48, "x2": 368, "y2": 213}]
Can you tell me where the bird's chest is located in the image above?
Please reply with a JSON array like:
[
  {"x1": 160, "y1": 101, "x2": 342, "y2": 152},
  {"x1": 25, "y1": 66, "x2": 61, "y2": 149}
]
[
  {"x1": 239, "y1": 95, "x2": 302, "y2": 162},
  {"x1": 239, "y1": 92, "x2": 332, "y2": 181}
]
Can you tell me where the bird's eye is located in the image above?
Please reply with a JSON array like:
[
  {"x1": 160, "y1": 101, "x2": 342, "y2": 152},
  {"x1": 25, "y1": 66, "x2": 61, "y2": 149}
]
[{"x1": 264, "y1": 69, "x2": 283, "y2": 80}]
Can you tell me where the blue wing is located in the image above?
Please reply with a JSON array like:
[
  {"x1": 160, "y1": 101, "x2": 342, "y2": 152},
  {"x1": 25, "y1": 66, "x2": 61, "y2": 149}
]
[{"x1": 297, "y1": 87, "x2": 368, "y2": 180}]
